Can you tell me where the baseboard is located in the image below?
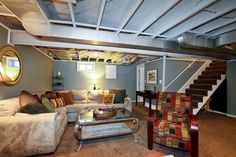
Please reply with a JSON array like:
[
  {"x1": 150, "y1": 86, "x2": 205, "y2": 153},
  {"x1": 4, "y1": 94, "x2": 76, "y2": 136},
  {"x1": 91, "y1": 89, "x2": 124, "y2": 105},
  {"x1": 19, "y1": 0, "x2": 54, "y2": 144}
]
[{"x1": 212, "y1": 110, "x2": 236, "y2": 118}]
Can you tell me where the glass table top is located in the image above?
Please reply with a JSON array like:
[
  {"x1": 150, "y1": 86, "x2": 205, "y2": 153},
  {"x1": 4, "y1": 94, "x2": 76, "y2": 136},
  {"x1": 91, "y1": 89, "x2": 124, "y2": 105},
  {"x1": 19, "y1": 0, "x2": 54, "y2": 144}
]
[{"x1": 76, "y1": 108, "x2": 135, "y2": 125}]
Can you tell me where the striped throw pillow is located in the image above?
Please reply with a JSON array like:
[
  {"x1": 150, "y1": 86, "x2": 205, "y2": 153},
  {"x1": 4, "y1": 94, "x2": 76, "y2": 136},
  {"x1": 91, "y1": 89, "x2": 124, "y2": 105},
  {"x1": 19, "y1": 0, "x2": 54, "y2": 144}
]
[{"x1": 50, "y1": 98, "x2": 65, "y2": 108}]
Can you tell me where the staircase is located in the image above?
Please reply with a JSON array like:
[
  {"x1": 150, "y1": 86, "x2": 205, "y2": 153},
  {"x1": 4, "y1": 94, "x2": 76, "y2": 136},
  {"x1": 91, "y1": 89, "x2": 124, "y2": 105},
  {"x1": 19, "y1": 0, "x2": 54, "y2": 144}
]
[{"x1": 186, "y1": 61, "x2": 226, "y2": 115}]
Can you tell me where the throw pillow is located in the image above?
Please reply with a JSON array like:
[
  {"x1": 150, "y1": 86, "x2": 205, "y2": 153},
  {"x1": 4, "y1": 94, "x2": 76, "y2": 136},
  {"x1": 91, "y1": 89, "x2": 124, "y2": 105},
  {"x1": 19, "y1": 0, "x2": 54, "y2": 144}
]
[
  {"x1": 41, "y1": 92, "x2": 57, "y2": 99},
  {"x1": 103, "y1": 94, "x2": 115, "y2": 105},
  {"x1": 109, "y1": 89, "x2": 126, "y2": 104},
  {"x1": 32, "y1": 94, "x2": 41, "y2": 102},
  {"x1": 19, "y1": 90, "x2": 39, "y2": 108},
  {"x1": 20, "y1": 102, "x2": 50, "y2": 114},
  {"x1": 41, "y1": 97, "x2": 55, "y2": 112},
  {"x1": 57, "y1": 92, "x2": 73, "y2": 105},
  {"x1": 50, "y1": 98, "x2": 65, "y2": 108}
]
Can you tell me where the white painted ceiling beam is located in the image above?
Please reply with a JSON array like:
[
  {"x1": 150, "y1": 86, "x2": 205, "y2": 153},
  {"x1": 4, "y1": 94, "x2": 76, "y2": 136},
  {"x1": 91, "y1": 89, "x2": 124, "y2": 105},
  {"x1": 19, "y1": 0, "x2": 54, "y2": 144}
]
[
  {"x1": 152, "y1": 0, "x2": 217, "y2": 38},
  {"x1": 116, "y1": 0, "x2": 143, "y2": 34},
  {"x1": 136, "y1": 0, "x2": 180, "y2": 36},
  {"x1": 45, "y1": 19, "x2": 166, "y2": 37},
  {"x1": 68, "y1": 2, "x2": 76, "y2": 27},
  {"x1": 96, "y1": 0, "x2": 106, "y2": 30},
  {"x1": 10, "y1": 30, "x2": 188, "y2": 58},
  {"x1": 163, "y1": 0, "x2": 236, "y2": 39}
]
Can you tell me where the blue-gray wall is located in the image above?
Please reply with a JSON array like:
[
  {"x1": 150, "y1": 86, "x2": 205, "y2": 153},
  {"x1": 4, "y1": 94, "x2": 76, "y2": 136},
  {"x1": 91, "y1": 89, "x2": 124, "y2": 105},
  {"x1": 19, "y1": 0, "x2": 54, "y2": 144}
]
[
  {"x1": 145, "y1": 59, "x2": 163, "y2": 92},
  {"x1": 165, "y1": 60, "x2": 203, "y2": 92},
  {"x1": 144, "y1": 58, "x2": 204, "y2": 92},
  {"x1": 227, "y1": 60, "x2": 236, "y2": 115},
  {"x1": 54, "y1": 61, "x2": 137, "y2": 100},
  {"x1": 0, "y1": 25, "x2": 54, "y2": 99}
]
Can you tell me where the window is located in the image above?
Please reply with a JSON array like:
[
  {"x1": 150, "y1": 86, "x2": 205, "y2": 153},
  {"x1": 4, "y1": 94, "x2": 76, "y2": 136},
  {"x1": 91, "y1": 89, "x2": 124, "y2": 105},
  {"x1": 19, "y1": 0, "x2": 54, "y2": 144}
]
[
  {"x1": 77, "y1": 62, "x2": 95, "y2": 71},
  {"x1": 6, "y1": 57, "x2": 20, "y2": 68}
]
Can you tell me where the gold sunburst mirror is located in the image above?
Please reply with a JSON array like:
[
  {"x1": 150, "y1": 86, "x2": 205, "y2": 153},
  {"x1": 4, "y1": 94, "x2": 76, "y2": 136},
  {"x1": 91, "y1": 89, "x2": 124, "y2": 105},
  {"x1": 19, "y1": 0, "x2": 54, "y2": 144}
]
[{"x1": 0, "y1": 45, "x2": 23, "y2": 86}]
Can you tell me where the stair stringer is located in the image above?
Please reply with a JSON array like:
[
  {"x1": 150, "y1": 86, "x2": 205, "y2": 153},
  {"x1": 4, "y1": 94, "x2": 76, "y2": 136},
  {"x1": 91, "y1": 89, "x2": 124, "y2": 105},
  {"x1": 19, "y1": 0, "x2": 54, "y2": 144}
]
[
  {"x1": 193, "y1": 74, "x2": 226, "y2": 115},
  {"x1": 178, "y1": 60, "x2": 212, "y2": 93}
]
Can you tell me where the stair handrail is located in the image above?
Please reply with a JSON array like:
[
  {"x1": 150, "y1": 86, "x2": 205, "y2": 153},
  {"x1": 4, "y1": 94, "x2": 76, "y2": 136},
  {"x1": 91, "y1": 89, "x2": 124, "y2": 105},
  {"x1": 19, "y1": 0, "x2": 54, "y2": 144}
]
[
  {"x1": 178, "y1": 60, "x2": 211, "y2": 93},
  {"x1": 165, "y1": 59, "x2": 197, "y2": 90}
]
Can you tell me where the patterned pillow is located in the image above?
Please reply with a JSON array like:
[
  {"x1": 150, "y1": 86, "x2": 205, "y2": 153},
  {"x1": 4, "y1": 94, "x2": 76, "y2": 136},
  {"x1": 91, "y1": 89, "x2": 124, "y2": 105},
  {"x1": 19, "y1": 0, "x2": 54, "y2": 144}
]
[
  {"x1": 50, "y1": 98, "x2": 65, "y2": 108},
  {"x1": 103, "y1": 94, "x2": 115, "y2": 105}
]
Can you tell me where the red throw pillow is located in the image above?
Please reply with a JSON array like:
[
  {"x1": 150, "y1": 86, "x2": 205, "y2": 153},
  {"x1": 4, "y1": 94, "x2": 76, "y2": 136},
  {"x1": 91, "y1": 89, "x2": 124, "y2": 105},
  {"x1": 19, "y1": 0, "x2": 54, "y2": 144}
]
[
  {"x1": 41, "y1": 92, "x2": 57, "y2": 99},
  {"x1": 57, "y1": 92, "x2": 74, "y2": 105}
]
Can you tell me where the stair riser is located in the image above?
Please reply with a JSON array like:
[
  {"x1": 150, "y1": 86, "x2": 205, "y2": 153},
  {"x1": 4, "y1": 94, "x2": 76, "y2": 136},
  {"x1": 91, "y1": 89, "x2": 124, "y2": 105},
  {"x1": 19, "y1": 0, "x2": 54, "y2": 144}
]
[
  {"x1": 209, "y1": 62, "x2": 226, "y2": 67},
  {"x1": 206, "y1": 65, "x2": 226, "y2": 71},
  {"x1": 198, "y1": 75, "x2": 221, "y2": 80},
  {"x1": 192, "y1": 102, "x2": 198, "y2": 108},
  {"x1": 194, "y1": 80, "x2": 217, "y2": 85},
  {"x1": 190, "y1": 84, "x2": 212, "y2": 90},
  {"x1": 202, "y1": 70, "x2": 225, "y2": 75},
  {"x1": 186, "y1": 89, "x2": 208, "y2": 96},
  {"x1": 192, "y1": 96, "x2": 203, "y2": 102}
]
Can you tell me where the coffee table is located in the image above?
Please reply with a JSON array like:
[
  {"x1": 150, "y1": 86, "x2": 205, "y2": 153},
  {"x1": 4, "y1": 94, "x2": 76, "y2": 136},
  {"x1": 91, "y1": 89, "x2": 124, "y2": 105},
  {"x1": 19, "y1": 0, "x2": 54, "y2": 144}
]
[{"x1": 74, "y1": 108, "x2": 139, "y2": 151}]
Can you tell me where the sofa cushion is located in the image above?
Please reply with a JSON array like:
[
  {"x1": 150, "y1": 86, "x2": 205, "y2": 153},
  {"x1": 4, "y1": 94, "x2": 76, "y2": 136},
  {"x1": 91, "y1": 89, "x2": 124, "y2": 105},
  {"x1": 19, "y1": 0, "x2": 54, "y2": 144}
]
[
  {"x1": 19, "y1": 90, "x2": 39, "y2": 108},
  {"x1": 41, "y1": 97, "x2": 55, "y2": 112},
  {"x1": 57, "y1": 92, "x2": 73, "y2": 105},
  {"x1": 109, "y1": 89, "x2": 126, "y2": 104},
  {"x1": 50, "y1": 98, "x2": 65, "y2": 108},
  {"x1": 71, "y1": 90, "x2": 88, "y2": 100},
  {"x1": 20, "y1": 102, "x2": 50, "y2": 114}
]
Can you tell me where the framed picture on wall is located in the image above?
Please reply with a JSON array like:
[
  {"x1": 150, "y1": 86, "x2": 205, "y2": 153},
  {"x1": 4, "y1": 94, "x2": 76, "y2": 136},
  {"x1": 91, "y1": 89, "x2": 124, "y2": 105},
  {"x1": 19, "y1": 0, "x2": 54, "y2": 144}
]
[{"x1": 147, "y1": 70, "x2": 157, "y2": 84}]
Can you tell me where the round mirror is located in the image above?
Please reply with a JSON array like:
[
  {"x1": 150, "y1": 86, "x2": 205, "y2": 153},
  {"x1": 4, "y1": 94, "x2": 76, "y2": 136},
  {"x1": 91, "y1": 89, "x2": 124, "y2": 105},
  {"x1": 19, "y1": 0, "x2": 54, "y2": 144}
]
[{"x1": 0, "y1": 45, "x2": 22, "y2": 86}]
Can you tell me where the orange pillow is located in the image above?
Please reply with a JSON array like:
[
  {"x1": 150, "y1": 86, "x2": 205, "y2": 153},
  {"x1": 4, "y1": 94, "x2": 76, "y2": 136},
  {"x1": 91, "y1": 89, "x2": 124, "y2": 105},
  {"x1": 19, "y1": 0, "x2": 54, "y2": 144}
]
[
  {"x1": 57, "y1": 92, "x2": 73, "y2": 105},
  {"x1": 103, "y1": 94, "x2": 115, "y2": 105}
]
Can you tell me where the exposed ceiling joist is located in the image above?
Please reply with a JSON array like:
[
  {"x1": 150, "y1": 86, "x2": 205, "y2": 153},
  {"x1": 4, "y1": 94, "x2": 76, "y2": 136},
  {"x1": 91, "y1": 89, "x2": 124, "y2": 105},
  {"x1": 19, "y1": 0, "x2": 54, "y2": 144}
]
[
  {"x1": 193, "y1": 10, "x2": 236, "y2": 34},
  {"x1": 207, "y1": 22, "x2": 236, "y2": 38},
  {"x1": 68, "y1": 1, "x2": 76, "y2": 27},
  {"x1": 136, "y1": 0, "x2": 180, "y2": 36},
  {"x1": 151, "y1": 0, "x2": 217, "y2": 38},
  {"x1": 96, "y1": 0, "x2": 106, "y2": 30},
  {"x1": 116, "y1": 0, "x2": 143, "y2": 34},
  {"x1": 163, "y1": 0, "x2": 236, "y2": 38}
]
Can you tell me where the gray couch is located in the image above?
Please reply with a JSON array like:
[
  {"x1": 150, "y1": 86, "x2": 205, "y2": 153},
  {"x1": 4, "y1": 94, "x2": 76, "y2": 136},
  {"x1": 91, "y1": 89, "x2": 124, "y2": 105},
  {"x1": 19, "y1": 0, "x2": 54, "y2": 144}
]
[{"x1": 0, "y1": 89, "x2": 132, "y2": 156}]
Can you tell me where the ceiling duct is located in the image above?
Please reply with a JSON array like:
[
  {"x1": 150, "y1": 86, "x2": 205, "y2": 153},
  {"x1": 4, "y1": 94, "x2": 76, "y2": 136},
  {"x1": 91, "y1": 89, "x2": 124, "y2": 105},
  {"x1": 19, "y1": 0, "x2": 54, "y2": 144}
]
[{"x1": 177, "y1": 32, "x2": 214, "y2": 49}]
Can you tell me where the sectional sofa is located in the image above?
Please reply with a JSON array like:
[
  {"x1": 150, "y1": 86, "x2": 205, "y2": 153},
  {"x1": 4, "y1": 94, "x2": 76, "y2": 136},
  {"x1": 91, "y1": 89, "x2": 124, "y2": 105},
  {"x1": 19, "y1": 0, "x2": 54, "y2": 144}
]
[{"x1": 0, "y1": 89, "x2": 132, "y2": 157}]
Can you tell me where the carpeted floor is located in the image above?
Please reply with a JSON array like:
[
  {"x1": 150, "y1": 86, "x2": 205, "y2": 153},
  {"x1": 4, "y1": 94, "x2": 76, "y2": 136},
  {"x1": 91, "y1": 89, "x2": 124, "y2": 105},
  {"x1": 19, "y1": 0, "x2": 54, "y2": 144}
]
[{"x1": 44, "y1": 104, "x2": 236, "y2": 157}]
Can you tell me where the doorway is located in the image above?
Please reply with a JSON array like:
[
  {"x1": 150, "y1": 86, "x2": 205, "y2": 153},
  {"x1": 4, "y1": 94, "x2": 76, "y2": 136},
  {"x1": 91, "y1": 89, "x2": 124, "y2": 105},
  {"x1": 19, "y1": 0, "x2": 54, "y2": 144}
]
[{"x1": 136, "y1": 64, "x2": 145, "y2": 102}]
